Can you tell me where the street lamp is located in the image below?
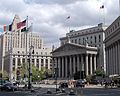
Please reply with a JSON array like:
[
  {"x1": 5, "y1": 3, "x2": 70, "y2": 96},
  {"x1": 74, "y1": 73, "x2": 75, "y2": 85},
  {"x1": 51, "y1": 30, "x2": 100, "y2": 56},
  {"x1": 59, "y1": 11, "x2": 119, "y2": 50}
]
[
  {"x1": 54, "y1": 67, "x2": 58, "y2": 92},
  {"x1": 54, "y1": 61, "x2": 59, "y2": 93},
  {"x1": 28, "y1": 45, "x2": 34, "y2": 89}
]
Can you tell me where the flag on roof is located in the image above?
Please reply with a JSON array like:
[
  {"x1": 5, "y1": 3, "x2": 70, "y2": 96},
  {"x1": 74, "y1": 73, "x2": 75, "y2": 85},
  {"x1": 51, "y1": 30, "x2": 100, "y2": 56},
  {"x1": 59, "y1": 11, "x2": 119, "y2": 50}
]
[
  {"x1": 21, "y1": 24, "x2": 32, "y2": 32},
  {"x1": 100, "y1": 5, "x2": 104, "y2": 9},
  {"x1": 4, "y1": 25, "x2": 7, "y2": 32},
  {"x1": 17, "y1": 19, "x2": 26, "y2": 29},
  {"x1": 9, "y1": 24, "x2": 12, "y2": 31},
  {"x1": 21, "y1": 27, "x2": 26, "y2": 32},
  {"x1": 66, "y1": 16, "x2": 70, "y2": 19},
  {"x1": 4, "y1": 23, "x2": 12, "y2": 32}
]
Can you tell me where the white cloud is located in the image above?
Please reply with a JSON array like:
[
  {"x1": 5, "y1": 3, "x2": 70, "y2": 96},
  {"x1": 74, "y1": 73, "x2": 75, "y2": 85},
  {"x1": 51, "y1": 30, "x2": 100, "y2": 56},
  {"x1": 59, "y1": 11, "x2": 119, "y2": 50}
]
[{"x1": 0, "y1": 0, "x2": 119, "y2": 47}]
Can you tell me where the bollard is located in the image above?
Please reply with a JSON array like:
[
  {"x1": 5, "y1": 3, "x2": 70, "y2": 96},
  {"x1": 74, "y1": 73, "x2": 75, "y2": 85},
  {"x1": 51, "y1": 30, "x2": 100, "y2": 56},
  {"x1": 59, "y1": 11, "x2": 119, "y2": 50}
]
[
  {"x1": 69, "y1": 90, "x2": 76, "y2": 95},
  {"x1": 47, "y1": 89, "x2": 52, "y2": 94},
  {"x1": 61, "y1": 88, "x2": 66, "y2": 93},
  {"x1": 31, "y1": 88, "x2": 35, "y2": 92}
]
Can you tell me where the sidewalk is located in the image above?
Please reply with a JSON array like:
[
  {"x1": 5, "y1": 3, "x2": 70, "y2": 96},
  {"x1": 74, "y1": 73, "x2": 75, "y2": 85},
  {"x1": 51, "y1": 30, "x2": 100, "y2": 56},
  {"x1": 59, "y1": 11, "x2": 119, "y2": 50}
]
[{"x1": 85, "y1": 84, "x2": 104, "y2": 88}]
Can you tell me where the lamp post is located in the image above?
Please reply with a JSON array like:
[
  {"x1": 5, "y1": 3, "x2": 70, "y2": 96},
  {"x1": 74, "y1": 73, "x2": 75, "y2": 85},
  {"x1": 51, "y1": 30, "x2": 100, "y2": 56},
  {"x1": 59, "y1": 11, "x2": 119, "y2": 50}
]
[
  {"x1": 28, "y1": 45, "x2": 34, "y2": 89},
  {"x1": 54, "y1": 67, "x2": 58, "y2": 93},
  {"x1": 54, "y1": 61, "x2": 58, "y2": 93}
]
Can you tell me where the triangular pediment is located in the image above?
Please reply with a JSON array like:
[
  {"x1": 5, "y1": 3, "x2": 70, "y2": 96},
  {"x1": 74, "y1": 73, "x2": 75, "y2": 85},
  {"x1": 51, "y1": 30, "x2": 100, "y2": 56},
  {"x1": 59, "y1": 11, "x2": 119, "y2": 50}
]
[
  {"x1": 52, "y1": 43, "x2": 87, "y2": 56},
  {"x1": 52, "y1": 43, "x2": 97, "y2": 57},
  {"x1": 55, "y1": 43, "x2": 85, "y2": 52}
]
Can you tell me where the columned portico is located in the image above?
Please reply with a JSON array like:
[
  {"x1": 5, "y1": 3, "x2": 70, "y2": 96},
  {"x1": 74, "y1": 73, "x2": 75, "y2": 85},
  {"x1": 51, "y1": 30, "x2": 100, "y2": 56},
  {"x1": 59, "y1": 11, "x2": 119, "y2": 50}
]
[
  {"x1": 90, "y1": 54, "x2": 93, "y2": 75},
  {"x1": 85, "y1": 54, "x2": 88, "y2": 76},
  {"x1": 62, "y1": 57, "x2": 64, "y2": 78},
  {"x1": 52, "y1": 43, "x2": 97, "y2": 78}
]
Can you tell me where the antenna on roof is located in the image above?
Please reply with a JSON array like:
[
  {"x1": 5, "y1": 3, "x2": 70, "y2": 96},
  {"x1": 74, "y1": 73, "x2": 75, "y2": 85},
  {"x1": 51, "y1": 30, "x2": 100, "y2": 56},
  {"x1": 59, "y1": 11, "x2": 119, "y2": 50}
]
[{"x1": 85, "y1": 39, "x2": 88, "y2": 47}]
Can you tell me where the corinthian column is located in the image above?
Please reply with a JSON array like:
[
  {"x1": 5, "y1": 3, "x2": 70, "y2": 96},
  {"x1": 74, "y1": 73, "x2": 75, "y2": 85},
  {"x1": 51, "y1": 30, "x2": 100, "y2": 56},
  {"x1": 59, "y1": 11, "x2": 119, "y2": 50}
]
[
  {"x1": 94, "y1": 55, "x2": 96, "y2": 71},
  {"x1": 62, "y1": 57, "x2": 64, "y2": 78},
  {"x1": 86, "y1": 54, "x2": 88, "y2": 76},
  {"x1": 69, "y1": 56, "x2": 72, "y2": 77},
  {"x1": 73, "y1": 55, "x2": 76, "y2": 74},
  {"x1": 77, "y1": 55, "x2": 80, "y2": 72},
  {"x1": 58, "y1": 57, "x2": 61, "y2": 78},
  {"x1": 65, "y1": 56, "x2": 68, "y2": 78},
  {"x1": 90, "y1": 54, "x2": 92, "y2": 75}
]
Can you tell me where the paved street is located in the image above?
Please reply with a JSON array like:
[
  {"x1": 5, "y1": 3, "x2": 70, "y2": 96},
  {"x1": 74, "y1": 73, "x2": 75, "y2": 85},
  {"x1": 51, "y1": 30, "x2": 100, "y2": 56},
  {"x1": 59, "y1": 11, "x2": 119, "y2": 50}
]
[{"x1": 0, "y1": 85, "x2": 120, "y2": 96}]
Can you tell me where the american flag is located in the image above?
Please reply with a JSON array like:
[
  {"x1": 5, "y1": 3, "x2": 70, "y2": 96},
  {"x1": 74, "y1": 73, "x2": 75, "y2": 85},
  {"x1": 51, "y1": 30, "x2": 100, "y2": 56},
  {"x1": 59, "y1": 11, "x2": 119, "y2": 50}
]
[{"x1": 17, "y1": 19, "x2": 26, "y2": 29}]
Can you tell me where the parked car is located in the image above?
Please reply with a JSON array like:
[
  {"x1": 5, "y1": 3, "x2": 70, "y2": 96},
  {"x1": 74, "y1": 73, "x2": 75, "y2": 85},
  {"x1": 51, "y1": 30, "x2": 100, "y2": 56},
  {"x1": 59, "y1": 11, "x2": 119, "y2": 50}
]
[
  {"x1": 76, "y1": 79, "x2": 85, "y2": 87},
  {"x1": 59, "y1": 82, "x2": 68, "y2": 88},
  {"x1": 90, "y1": 80, "x2": 99, "y2": 85},
  {"x1": 0, "y1": 82, "x2": 18, "y2": 91}
]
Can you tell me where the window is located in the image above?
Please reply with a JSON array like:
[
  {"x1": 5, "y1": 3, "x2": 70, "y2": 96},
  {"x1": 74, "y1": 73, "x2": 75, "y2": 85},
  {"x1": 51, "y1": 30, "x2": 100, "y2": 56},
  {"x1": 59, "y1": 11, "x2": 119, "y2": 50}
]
[
  {"x1": 41, "y1": 59, "x2": 43, "y2": 63},
  {"x1": 99, "y1": 35, "x2": 101, "y2": 42},
  {"x1": 91, "y1": 36, "x2": 92, "y2": 39},
  {"x1": 94, "y1": 36, "x2": 96, "y2": 43},
  {"x1": 83, "y1": 38, "x2": 84, "y2": 44},
  {"x1": 118, "y1": 22, "x2": 119, "y2": 26},
  {"x1": 46, "y1": 59, "x2": 48, "y2": 64},
  {"x1": 37, "y1": 59, "x2": 39, "y2": 63},
  {"x1": 22, "y1": 58, "x2": 25, "y2": 63},
  {"x1": 75, "y1": 39, "x2": 77, "y2": 44},
  {"x1": 18, "y1": 59, "x2": 21, "y2": 66},
  {"x1": 13, "y1": 58, "x2": 15, "y2": 65},
  {"x1": 79, "y1": 39, "x2": 81, "y2": 44},
  {"x1": 41, "y1": 52, "x2": 43, "y2": 55},
  {"x1": 71, "y1": 40, "x2": 73, "y2": 43}
]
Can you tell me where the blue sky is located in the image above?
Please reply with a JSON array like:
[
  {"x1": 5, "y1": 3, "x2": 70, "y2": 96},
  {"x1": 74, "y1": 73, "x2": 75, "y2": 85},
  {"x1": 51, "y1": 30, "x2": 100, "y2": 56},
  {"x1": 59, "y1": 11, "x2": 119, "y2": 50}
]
[{"x1": 0, "y1": 0, "x2": 119, "y2": 47}]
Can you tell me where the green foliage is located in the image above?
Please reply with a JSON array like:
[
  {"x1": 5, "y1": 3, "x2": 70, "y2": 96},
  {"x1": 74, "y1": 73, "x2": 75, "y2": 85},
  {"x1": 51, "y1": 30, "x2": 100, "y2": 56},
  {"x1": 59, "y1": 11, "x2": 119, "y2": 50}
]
[
  {"x1": 94, "y1": 68, "x2": 105, "y2": 77},
  {"x1": 0, "y1": 70, "x2": 9, "y2": 78},
  {"x1": 32, "y1": 65, "x2": 41, "y2": 81},
  {"x1": 86, "y1": 75, "x2": 92, "y2": 82},
  {"x1": 20, "y1": 63, "x2": 27, "y2": 79},
  {"x1": 20, "y1": 64, "x2": 52, "y2": 82}
]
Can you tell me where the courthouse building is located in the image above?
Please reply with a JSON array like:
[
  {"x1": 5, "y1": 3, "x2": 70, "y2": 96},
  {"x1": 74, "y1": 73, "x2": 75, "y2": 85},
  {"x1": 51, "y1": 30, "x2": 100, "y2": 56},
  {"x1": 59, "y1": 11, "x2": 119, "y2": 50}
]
[
  {"x1": 104, "y1": 16, "x2": 120, "y2": 76},
  {"x1": 0, "y1": 15, "x2": 52, "y2": 81},
  {"x1": 52, "y1": 23, "x2": 107, "y2": 78}
]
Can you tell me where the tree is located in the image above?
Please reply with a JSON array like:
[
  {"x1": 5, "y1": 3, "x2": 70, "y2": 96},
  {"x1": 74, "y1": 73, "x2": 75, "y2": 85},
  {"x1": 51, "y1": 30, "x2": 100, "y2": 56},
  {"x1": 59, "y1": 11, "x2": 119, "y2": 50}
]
[
  {"x1": 94, "y1": 68, "x2": 105, "y2": 77},
  {"x1": 20, "y1": 64, "x2": 52, "y2": 82},
  {"x1": 0, "y1": 70, "x2": 9, "y2": 78},
  {"x1": 20, "y1": 63, "x2": 27, "y2": 79}
]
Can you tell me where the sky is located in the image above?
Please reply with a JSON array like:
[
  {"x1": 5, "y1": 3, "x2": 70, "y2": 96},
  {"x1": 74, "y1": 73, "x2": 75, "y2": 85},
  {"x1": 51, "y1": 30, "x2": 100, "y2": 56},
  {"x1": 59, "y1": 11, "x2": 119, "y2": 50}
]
[{"x1": 0, "y1": 0, "x2": 119, "y2": 47}]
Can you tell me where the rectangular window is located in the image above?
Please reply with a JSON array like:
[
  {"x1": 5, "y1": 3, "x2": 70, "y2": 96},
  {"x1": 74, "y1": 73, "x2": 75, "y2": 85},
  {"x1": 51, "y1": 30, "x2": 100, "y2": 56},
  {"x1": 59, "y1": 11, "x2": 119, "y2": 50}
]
[
  {"x1": 99, "y1": 35, "x2": 101, "y2": 42},
  {"x1": 41, "y1": 59, "x2": 43, "y2": 63},
  {"x1": 94, "y1": 36, "x2": 96, "y2": 43}
]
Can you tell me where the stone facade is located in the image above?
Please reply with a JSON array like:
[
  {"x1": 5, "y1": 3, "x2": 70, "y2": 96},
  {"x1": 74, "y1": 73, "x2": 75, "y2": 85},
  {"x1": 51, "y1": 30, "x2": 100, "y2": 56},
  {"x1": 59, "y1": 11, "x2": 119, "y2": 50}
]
[
  {"x1": 104, "y1": 16, "x2": 120, "y2": 76},
  {"x1": 0, "y1": 15, "x2": 52, "y2": 81},
  {"x1": 60, "y1": 23, "x2": 107, "y2": 72},
  {"x1": 52, "y1": 43, "x2": 97, "y2": 78}
]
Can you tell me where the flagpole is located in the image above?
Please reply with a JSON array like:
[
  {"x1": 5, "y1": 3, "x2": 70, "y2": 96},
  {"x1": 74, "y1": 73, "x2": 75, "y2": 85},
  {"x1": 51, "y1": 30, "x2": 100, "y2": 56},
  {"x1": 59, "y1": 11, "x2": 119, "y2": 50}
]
[
  {"x1": 28, "y1": 23, "x2": 33, "y2": 89},
  {"x1": 100, "y1": 5, "x2": 105, "y2": 25},
  {"x1": 119, "y1": 0, "x2": 120, "y2": 16},
  {"x1": 66, "y1": 16, "x2": 71, "y2": 33},
  {"x1": 25, "y1": 16, "x2": 28, "y2": 85}
]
